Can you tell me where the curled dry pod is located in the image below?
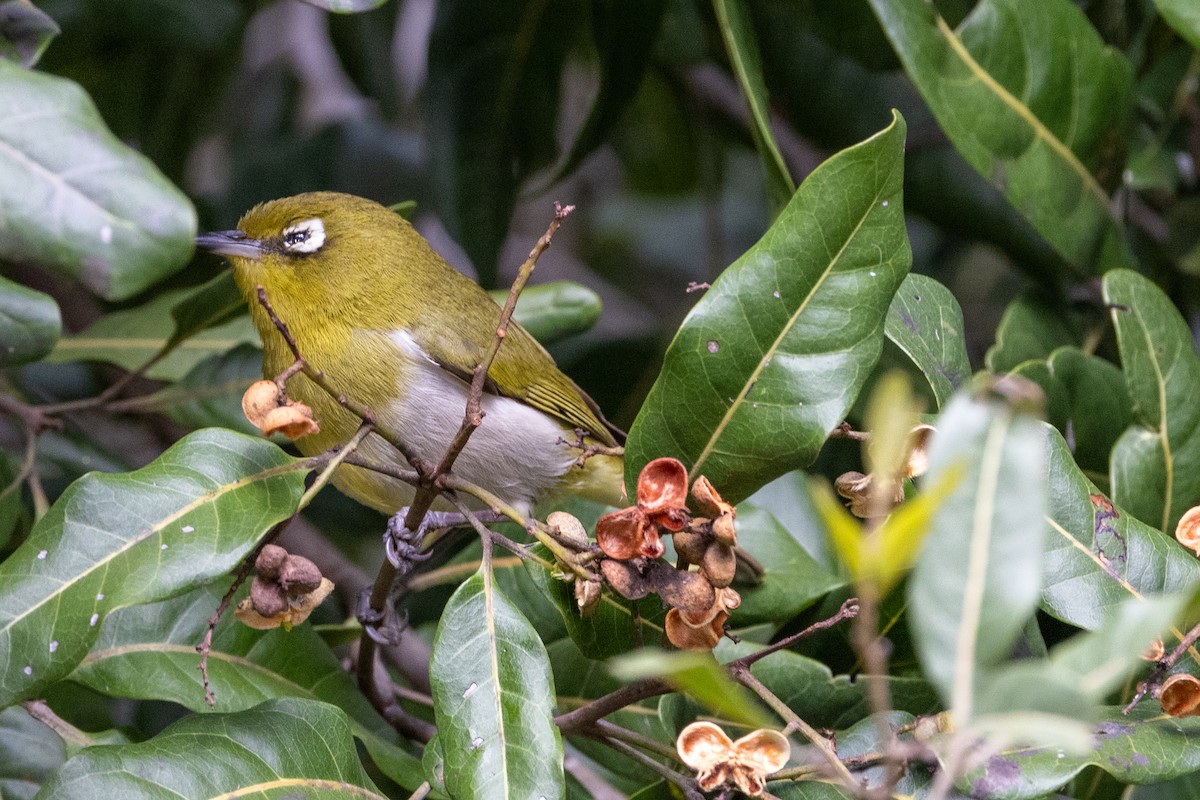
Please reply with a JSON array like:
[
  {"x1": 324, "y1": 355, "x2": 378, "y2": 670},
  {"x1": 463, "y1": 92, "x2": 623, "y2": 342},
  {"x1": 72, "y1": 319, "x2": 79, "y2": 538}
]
[
  {"x1": 666, "y1": 607, "x2": 726, "y2": 651},
  {"x1": 249, "y1": 576, "x2": 289, "y2": 617},
  {"x1": 600, "y1": 558, "x2": 651, "y2": 600},
  {"x1": 904, "y1": 424, "x2": 936, "y2": 478},
  {"x1": 645, "y1": 561, "x2": 716, "y2": 616},
  {"x1": 1161, "y1": 674, "x2": 1200, "y2": 717},
  {"x1": 237, "y1": 577, "x2": 335, "y2": 631},
  {"x1": 638, "y1": 457, "x2": 689, "y2": 531},
  {"x1": 711, "y1": 512, "x2": 737, "y2": 547},
  {"x1": 1176, "y1": 505, "x2": 1200, "y2": 556},
  {"x1": 255, "y1": 543, "x2": 288, "y2": 579},
  {"x1": 1141, "y1": 636, "x2": 1166, "y2": 662},
  {"x1": 278, "y1": 554, "x2": 323, "y2": 595},
  {"x1": 575, "y1": 578, "x2": 601, "y2": 616},
  {"x1": 261, "y1": 403, "x2": 320, "y2": 440},
  {"x1": 242, "y1": 380, "x2": 282, "y2": 428},
  {"x1": 548, "y1": 511, "x2": 590, "y2": 549},
  {"x1": 673, "y1": 528, "x2": 710, "y2": 565},
  {"x1": 701, "y1": 542, "x2": 737, "y2": 588}
]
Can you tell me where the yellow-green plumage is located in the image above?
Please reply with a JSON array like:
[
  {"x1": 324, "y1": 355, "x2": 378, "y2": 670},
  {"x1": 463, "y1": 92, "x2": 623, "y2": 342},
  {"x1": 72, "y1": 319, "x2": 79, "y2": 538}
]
[{"x1": 200, "y1": 192, "x2": 624, "y2": 515}]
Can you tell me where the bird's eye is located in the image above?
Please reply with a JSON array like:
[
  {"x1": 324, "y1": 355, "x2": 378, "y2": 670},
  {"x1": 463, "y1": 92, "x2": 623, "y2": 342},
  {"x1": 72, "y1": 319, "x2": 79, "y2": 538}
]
[{"x1": 281, "y1": 218, "x2": 326, "y2": 254}]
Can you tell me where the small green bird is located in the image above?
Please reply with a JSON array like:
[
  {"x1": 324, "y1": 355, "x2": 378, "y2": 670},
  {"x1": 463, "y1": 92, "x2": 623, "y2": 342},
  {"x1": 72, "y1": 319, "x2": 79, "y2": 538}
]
[{"x1": 196, "y1": 192, "x2": 625, "y2": 530}]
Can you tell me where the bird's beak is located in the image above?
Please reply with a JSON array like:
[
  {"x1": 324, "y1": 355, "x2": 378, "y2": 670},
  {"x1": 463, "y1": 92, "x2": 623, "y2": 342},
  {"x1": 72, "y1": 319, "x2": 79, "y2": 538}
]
[{"x1": 195, "y1": 230, "x2": 267, "y2": 259}]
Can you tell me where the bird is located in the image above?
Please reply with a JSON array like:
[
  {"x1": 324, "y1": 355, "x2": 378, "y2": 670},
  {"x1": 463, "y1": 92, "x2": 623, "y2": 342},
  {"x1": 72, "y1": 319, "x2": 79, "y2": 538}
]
[{"x1": 195, "y1": 192, "x2": 625, "y2": 535}]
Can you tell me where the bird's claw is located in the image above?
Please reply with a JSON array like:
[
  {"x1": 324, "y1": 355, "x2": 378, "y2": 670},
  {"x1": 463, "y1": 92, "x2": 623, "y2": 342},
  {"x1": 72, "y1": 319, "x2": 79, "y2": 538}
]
[{"x1": 356, "y1": 587, "x2": 408, "y2": 646}]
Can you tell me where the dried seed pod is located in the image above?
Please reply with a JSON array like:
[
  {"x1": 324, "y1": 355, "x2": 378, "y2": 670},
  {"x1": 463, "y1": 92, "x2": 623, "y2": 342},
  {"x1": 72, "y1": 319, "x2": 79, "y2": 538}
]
[
  {"x1": 711, "y1": 512, "x2": 737, "y2": 547},
  {"x1": 237, "y1": 577, "x2": 335, "y2": 631},
  {"x1": 645, "y1": 561, "x2": 715, "y2": 616},
  {"x1": 1161, "y1": 674, "x2": 1200, "y2": 717},
  {"x1": 278, "y1": 554, "x2": 323, "y2": 594},
  {"x1": 666, "y1": 607, "x2": 726, "y2": 650},
  {"x1": 675, "y1": 721, "x2": 790, "y2": 797},
  {"x1": 701, "y1": 542, "x2": 737, "y2": 588},
  {"x1": 600, "y1": 558, "x2": 651, "y2": 600},
  {"x1": 249, "y1": 576, "x2": 289, "y2": 617},
  {"x1": 575, "y1": 578, "x2": 601, "y2": 616},
  {"x1": 1141, "y1": 636, "x2": 1165, "y2": 662},
  {"x1": 255, "y1": 543, "x2": 288, "y2": 578},
  {"x1": 637, "y1": 457, "x2": 689, "y2": 531},
  {"x1": 242, "y1": 380, "x2": 282, "y2": 428},
  {"x1": 548, "y1": 511, "x2": 590, "y2": 549},
  {"x1": 673, "y1": 528, "x2": 710, "y2": 565},
  {"x1": 261, "y1": 403, "x2": 320, "y2": 440},
  {"x1": 904, "y1": 424, "x2": 936, "y2": 478},
  {"x1": 1176, "y1": 506, "x2": 1200, "y2": 556}
]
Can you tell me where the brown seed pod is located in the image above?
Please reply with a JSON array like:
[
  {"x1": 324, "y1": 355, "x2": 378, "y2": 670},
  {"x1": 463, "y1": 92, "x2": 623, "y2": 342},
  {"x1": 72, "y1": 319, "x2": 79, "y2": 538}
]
[
  {"x1": 673, "y1": 528, "x2": 710, "y2": 566},
  {"x1": 701, "y1": 542, "x2": 737, "y2": 588},
  {"x1": 548, "y1": 511, "x2": 590, "y2": 549},
  {"x1": 261, "y1": 403, "x2": 320, "y2": 440},
  {"x1": 666, "y1": 607, "x2": 726, "y2": 650},
  {"x1": 575, "y1": 578, "x2": 601, "y2": 616},
  {"x1": 904, "y1": 424, "x2": 936, "y2": 478},
  {"x1": 242, "y1": 380, "x2": 282, "y2": 428},
  {"x1": 1161, "y1": 673, "x2": 1200, "y2": 717},
  {"x1": 1176, "y1": 506, "x2": 1200, "y2": 556},
  {"x1": 249, "y1": 576, "x2": 289, "y2": 617},
  {"x1": 278, "y1": 554, "x2": 323, "y2": 595},
  {"x1": 645, "y1": 561, "x2": 716, "y2": 616},
  {"x1": 600, "y1": 558, "x2": 651, "y2": 600},
  {"x1": 255, "y1": 543, "x2": 288, "y2": 579}
]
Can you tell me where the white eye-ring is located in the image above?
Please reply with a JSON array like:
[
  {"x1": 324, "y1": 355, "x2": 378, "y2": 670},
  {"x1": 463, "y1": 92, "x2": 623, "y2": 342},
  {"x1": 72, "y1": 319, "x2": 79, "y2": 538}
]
[{"x1": 282, "y1": 218, "x2": 326, "y2": 254}]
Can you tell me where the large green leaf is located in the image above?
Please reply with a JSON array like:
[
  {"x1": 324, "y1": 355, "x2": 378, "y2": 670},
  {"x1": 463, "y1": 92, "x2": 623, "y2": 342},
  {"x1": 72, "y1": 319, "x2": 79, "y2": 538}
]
[
  {"x1": 1156, "y1": 0, "x2": 1200, "y2": 49},
  {"x1": 0, "y1": 0, "x2": 58, "y2": 67},
  {"x1": 0, "y1": 705, "x2": 64, "y2": 800},
  {"x1": 908, "y1": 390, "x2": 1047, "y2": 719},
  {"x1": 0, "y1": 274, "x2": 60, "y2": 367},
  {"x1": 985, "y1": 293, "x2": 1078, "y2": 374},
  {"x1": 0, "y1": 60, "x2": 196, "y2": 300},
  {"x1": 1040, "y1": 424, "x2": 1200, "y2": 632},
  {"x1": 430, "y1": 566, "x2": 564, "y2": 799},
  {"x1": 713, "y1": 0, "x2": 794, "y2": 214},
  {"x1": 867, "y1": 0, "x2": 1133, "y2": 273},
  {"x1": 427, "y1": 0, "x2": 577, "y2": 284},
  {"x1": 884, "y1": 273, "x2": 970, "y2": 409},
  {"x1": 626, "y1": 111, "x2": 910, "y2": 503},
  {"x1": 1104, "y1": 269, "x2": 1200, "y2": 533},
  {"x1": 67, "y1": 584, "x2": 425, "y2": 789},
  {"x1": 1042, "y1": 347, "x2": 1130, "y2": 483},
  {"x1": 0, "y1": 429, "x2": 306, "y2": 705},
  {"x1": 47, "y1": 284, "x2": 258, "y2": 381},
  {"x1": 35, "y1": 698, "x2": 384, "y2": 800}
]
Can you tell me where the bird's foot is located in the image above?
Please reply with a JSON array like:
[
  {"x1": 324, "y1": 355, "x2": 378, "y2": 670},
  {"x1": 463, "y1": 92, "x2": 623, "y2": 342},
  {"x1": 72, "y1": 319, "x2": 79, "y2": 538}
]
[
  {"x1": 356, "y1": 587, "x2": 409, "y2": 646},
  {"x1": 382, "y1": 508, "x2": 505, "y2": 569}
]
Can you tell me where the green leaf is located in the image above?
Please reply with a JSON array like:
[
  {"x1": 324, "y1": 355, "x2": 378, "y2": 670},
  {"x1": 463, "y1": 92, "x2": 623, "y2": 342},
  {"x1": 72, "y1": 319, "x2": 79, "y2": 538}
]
[
  {"x1": 908, "y1": 391, "x2": 1048, "y2": 720},
  {"x1": 0, "y1": 274, "x2": 60, "y2": 367},
  {"x1": 67, "y1": 584, "x2": 425, "y2": 789},
  {"x1": 430, "y1": 566, "x2": 564, "y2": 800},
  {"x1": 713, "y1": 0, "x2": 794, "y2": 214},
  {"x1": 166, "y1": 271, "x2": 247, "y2": 353},
  {"x1": 1043, "y1": 347, "x2": 1131, "y2": 483},
  {"x1": 985, "y1": 293, "x2": 1078, "y2": 374},
  {"x1": 867, "y1": 0, "x2": 1134, "y2": 273},
  {"x1": 1104, "y1": 269, "x2": 1200, "y2": 533},
  {"x1": 0, "y1": 0, "x2": 58, "y2": 67},
  {"x1": 296, "y1": 0, "x2": 389, "y2": 11},
  {"x1": 0, "y1": 429, "x2": 306, "y2": 705},
  {"x1": 731, "y1": 504, "x2": 844, "y2": 625},
  {"x1": 1039, "y1": 424, "x2": 1200, "y2": 632},
  {"x1": 884, "y1": 273, "x2": 970, "y2": 409},
  {"x1": 552, "y1": 0, "x2": 666, "y2": 184},
  {"x1": 1156, "y1": 0, "x2": 1200, "y2": 49},
  {"x1": 35, "y1": 698, "x2": 384, "y2": 799},
  {"x1": 0, "y1": 706, "x2": 64, "y2": 800},
  {"x1": 0, "y1": 61, "x2": 196, "y2": 300},
  {"x1": 609, "y1": 649, "x2": 774, "y2": 729},
  {"x1": 154, "y1": 343, "x2": 263, "y2": 434},
  {"x1": 957, "y1": 706, "x2": 1200, "y2": 799},
  {"x1": 488, "y1": 281, "x2": 603, "y2": 345},
  {"x1": 427, "y1": 0, "x2": 578, "y2": 284},
  {"x1": 626, "y1": 111, "x2": 910, "y2": 504},
  {"x1": 47, "y1": 285, "x2": 258, "y2": 381}
]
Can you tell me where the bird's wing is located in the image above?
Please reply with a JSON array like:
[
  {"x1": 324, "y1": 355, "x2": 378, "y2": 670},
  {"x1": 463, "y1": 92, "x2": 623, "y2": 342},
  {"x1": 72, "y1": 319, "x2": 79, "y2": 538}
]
[{"x1": 416, "y1": 321, "x2": 623, "y2": 447}]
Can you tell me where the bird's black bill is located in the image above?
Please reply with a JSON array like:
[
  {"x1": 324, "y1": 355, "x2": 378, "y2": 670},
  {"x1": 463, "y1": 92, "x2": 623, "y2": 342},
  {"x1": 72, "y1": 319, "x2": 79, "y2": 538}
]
[{"x1": 196, "y1": 230, "x2": 267, "y2": 259}]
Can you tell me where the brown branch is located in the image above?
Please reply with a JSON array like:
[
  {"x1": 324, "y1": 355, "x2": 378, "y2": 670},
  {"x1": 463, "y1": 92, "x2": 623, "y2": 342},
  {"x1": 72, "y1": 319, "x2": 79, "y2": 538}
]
[
  {"x1": 1124, "y1": 619, "x2": 1200, "y2": 714},
  {"x1": 828, "y1": 422, "x2": 870, "y2": 442},
  {"x1": 591, "y1": 733, "x2": 704, "y2": 800},
  {"x1": 731, "y1": 598, "x2": 859, "y2": 669},
  {"x1": 555, "y1": 678, "x2": 670, "y2": 732}
]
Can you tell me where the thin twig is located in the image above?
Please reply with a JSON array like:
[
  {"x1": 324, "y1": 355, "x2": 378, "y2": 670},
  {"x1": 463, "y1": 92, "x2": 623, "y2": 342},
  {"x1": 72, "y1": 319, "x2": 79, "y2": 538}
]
[
  {"x1": 1124, "y1": 619, "x2": 1200, "y2": 713},
  {"x1": 593, "y1": 734, "x2": 704, "y2": 800},
  {"x1": 556, "y1": 678, "x2": 671, "y2": 732},
  {"x1": 731, "y1": 598, "x2": 859, "y2": 669}
]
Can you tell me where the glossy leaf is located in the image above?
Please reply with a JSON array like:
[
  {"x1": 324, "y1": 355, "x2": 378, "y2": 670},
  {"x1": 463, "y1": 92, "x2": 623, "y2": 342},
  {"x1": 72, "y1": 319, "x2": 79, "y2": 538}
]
[
  {"x1": 67, "y1": 584, "x2": 425, "y2": 789},
  {"x1": 884, "y1": 273, "x2": 970, "y2": 409},
  {"x1": 713, "y1": 0, "x2": 794, "y2": 214},
  {"x1": 610, "y1": 649, "x2": 774, "y2": 728},
  {"x1": 166, "y1": 271, "x2": 247, "y2": 353},
  {"x1": 1104, "y1": 269, "x2": 1200, "y2": 533},
  {"x1": 1156, "y1": 0, "x2": 1200, "y2": 49},
  {"x1": 0, "y1": 705, "x2": 64, "y2": 800},
  {"x1": 36, "y1": 698, "x2": 384, "y2": 800},
  {"x1": 1039, "y1": 424, "x2": 1200, "y2": 632},
  {"x1": 0, "y1": 429, "x2": 306, "y2": 705},
  {"x1": 430, "y1": 566, "x2": 564, "y2": 799},
  {"x1": 0, "y1": 274, "x2": 60, "y2": 367},
  {"x1": 0, "y1": 60, "x2": 196, "y2": 300},
  {"x1": 0, "y1": 0, "x2": 58, "y2": 67},
  {"x1": 908, "y1": 391, "x2": 1047, "y2": 719},
  {"x1": 868, "y1": 0, "x2": 1134, "y2": 273},
  {"x1": 155, "y1": 343, "x2": 263, "y2": 434},
  {"x1": 488, "y1": 280, "x2": 603, "y2": 345},
  {"x1": 1043, "y1": 347, "x2": 1130, "y2": 482},
  {"x1": 427, "y1": 0, "x2": 576, "y2": 284},
  {"x1": 553, "y1": 0, "x2": 666, "y2": 183},
  {"x1": 47, "y1": 285, "x2": 258, "y2": 381},
  {"x1": 626, "y1": 111, "x2": 910, "y2": 504}
]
